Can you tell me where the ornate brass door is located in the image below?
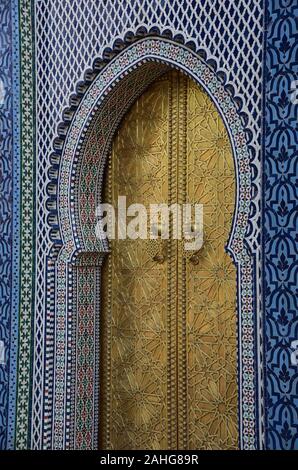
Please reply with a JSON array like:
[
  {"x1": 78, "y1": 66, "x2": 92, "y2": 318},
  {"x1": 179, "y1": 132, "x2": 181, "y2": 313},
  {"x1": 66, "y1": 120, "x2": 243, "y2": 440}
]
[{"x1": 99, "y1": 70, "x2": 238, "y2": 450}]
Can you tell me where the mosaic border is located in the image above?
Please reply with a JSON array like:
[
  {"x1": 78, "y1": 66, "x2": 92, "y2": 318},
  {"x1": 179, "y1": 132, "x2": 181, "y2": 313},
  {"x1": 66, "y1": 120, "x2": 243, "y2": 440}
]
[
  {"x1": 8, "y1": 0, "x2": 21, "y2": 449},
  {"x1": 15, "y1": 0, "x2": 35, "y2": 450}
]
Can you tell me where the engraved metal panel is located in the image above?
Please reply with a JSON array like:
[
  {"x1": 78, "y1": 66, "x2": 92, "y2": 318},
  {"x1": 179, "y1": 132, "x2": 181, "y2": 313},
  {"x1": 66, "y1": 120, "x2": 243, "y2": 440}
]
[
  {"x1": 100, "y1": 70, "x2": 238, "y2": 450},
  {"x1": 100, "y1": 77, "x2": 170, "y2": 450},
  {"x1": 185, "y1": 79, "x2": 238, "y2": 450}
]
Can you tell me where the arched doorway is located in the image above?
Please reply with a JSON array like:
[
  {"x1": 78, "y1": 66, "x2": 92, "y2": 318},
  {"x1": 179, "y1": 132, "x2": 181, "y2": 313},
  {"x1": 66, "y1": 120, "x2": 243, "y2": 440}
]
[
  {"x1": 46, "y1": 37, "x2": 259, "y2": 450},
  {"x1": 99, "y1": 70, "x2": 238, "y2": 450}
]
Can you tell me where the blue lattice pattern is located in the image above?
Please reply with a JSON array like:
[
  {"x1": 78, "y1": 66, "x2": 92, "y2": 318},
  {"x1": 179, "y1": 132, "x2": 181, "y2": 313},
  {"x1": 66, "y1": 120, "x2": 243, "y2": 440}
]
[{"x1": 264, "y1": 0, "x2": 298, "y2": 450}]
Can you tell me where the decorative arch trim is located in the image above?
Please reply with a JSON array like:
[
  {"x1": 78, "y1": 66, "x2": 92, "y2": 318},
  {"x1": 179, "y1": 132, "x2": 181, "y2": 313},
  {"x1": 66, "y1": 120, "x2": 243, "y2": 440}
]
[{"x1": 45, "y1": 35, "x2": 262, "y2": 449}]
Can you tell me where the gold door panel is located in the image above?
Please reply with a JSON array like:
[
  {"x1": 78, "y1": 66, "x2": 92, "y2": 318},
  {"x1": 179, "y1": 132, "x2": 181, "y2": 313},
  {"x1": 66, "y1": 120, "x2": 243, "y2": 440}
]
[
  {"x1": 186, "y1": 79, "x2": 238, "y2": 449},
  {"x1": 99, "y1": 70, "x2": 238, "y2": 450},
  {"x1": 100, "y1": 77, "x2": 170, "y2": 450}
]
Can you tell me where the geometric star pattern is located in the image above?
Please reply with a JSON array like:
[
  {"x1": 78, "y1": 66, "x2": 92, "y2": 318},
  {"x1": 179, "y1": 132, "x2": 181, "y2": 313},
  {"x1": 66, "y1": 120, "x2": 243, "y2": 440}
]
[{"x1": 100, "y1": 70, "x2": 237, "y2": 449}]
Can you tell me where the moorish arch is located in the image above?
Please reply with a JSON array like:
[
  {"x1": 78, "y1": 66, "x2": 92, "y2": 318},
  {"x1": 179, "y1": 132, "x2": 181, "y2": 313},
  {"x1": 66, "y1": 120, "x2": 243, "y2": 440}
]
[{"x1": 46, "y1": 36, "x2": 262, "y2": 449}]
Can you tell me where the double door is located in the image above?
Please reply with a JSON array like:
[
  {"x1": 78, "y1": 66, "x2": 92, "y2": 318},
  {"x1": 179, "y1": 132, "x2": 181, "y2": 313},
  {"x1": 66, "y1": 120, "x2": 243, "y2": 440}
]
[{"x1": 99, "y1": 70, "x2": 238, "y2": 450}]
